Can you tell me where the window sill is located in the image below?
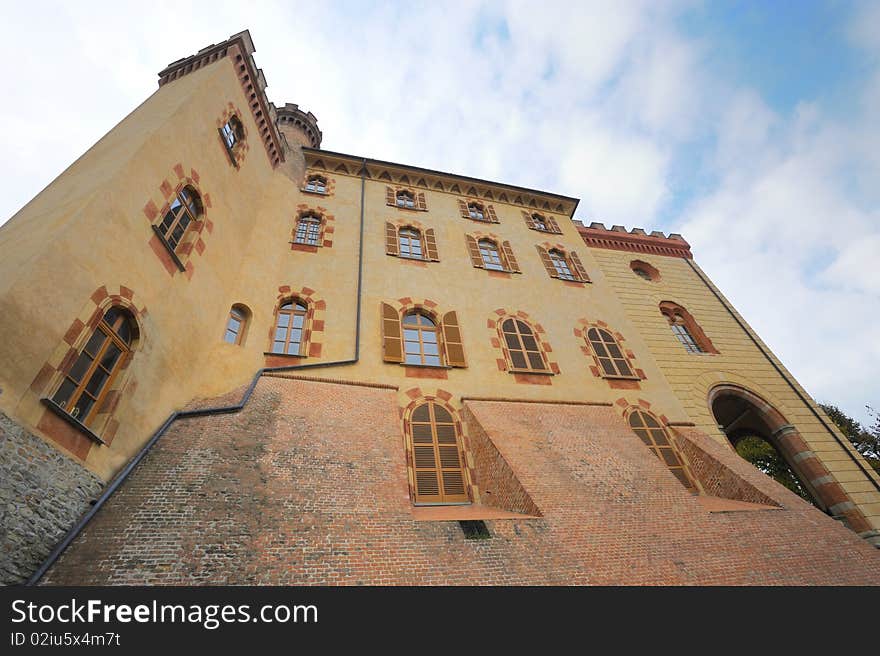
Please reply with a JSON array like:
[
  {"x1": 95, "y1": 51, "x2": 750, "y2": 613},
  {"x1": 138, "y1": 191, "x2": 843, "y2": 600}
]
[
  {"x1": 507, "y1": 368, "x2": 554, "y2": 376},
  {"x1": 150, "y1": 225, "x2": 186, "y2": 272},
  {"x1": 40, "y1": 398, "x2": 106, "y2": 446},
  {"x1": 263, "y1": 351, "x2": 307, "y2": 358},
  {"x1": 399, "y1": 363, "x2": 453, "y2": 370},
  {"x1": 530, "y1": 227, "x2": 563, "y2": 235},
  {"x1": 601, "y1": 374, "x2": 642, "y2": 381},
  {"x1": 301, "y1": 188, "x2": 328, "y2": 196},
  {"x1": 390, "y1": 205, "x2": 426, "y2": 212}
]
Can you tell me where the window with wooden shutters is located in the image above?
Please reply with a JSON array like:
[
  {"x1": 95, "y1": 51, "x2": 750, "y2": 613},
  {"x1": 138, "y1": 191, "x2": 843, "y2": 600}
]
[
  {"x1": 409, "y1": 402, "x2": 469, "y2": 504},
  {"x1": 157, "y1": 186, "x2": 202, "y2": 252},
  {"x1": 423, "y1": 228, "x2": 439, "y2": 261},
  {"x1": 568, "y1": 251, "x2": 590, "y2": 282},
  {"x1": 501, "y1": 318, "x2": 548, "y2": 372},
  {"x1": 587, "y1": 328, "x2": 635, "y2": 378},
  {"x1": 384, "y1": 222, "x2": 399, "y2": 255},
  {"x1": 402, "y1": 313, "x2": 441, "y2": 366},
  {"x1": 466, "y1": 235, "x2": 484, "y2": 268},
  {"x1": 459, "y1": 199, "x2": 498, "y2": 222},
  {"x1": 271, "y1": 301, "x2": 307, "y2": 355},
  {"x1": 294, "y1": 213, "x2": 322, "y2": 246},
  {"x1": 468, "y1": 202, "x2": 486, "y2": 221},
  {"x1": 500, "y1": 240, "x2": 520, "y2": 273},
  {"x1": 396, "y1": 190, "x2": 415, "y2": 209},
  {"x1": 381, "y1": 302, "x2": 403, "y2": 362},
  {"x1": 478, "y1": 239, "x2": 504, "y2": 271},
  {"x1": 398, "y1": 227, "x2": 423, "y2": 259},
  {"x1": 223, "y1": 305, "x2": 250, "y2": 345},
  {"x1": 51, "y1": 307, "x2": 134, "y2": 427},
  {"x1": 525, "y1": 212, "x2": 561, "y2": 233},
  {"x1": 628, "y1": 409, "x2": 696, "y2": 491},
  {"x1": 441, "y1": 311, "x2": 466, "y2": 367},
  {"x1": 537, "y1": 246, "x2": 589, "y2": 282},
  {"x1": 549, "y1": 249, "x2": 576, "y2": 280}
]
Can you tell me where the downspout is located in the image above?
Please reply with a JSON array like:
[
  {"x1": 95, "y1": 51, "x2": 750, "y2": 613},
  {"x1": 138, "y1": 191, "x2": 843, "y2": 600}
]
[
  {"x1": 684, "y1": 257, "x2": 880, "y2": 494},
  {"x1": 27, "y1": 157, "x2": 370, "y2": 585}
]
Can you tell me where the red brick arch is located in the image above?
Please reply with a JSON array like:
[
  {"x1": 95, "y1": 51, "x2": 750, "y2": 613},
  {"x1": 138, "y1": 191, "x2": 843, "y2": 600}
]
[{"x1": 708, "y1": 383, "x2": 874, "y2": 536}]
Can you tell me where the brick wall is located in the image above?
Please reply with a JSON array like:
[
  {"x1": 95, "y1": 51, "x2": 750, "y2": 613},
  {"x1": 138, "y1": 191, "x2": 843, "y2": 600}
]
[
  {"x1": 0, "y1": 412, "x2": 103, "y2": 584},
  {"x1": 43, "y1": 379, "x2": 880, "y2": 585}
]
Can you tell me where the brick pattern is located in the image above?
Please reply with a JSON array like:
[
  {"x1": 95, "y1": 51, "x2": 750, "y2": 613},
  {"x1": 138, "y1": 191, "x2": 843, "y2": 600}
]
[
  {"x1": 578, "y1": 223, "x2": 693, "y2": 258},
  {"x1": 141, "y1": 163, "x2": 214, "y2": 280},
  {"x1": 28, "y1": 285, "x2": 146, "y2": 459},
  {"x1": 487, "y1": 309, "x2": 560, "y2": 379},
  {"x1": 263, "y1": 286, "x2": 326, "y2": 366},
  {"x1": 42, "y1": 384, "x2": 880, "y2": 585},
  {"x1": 574, "y1": 317, "x2": 646, "y2": 385},
  {"x1": 215, "y1": 102, "x2": 250, "y2": 167},
  {"x1": 291, "y1": 204, "x2": 336, "y2": 251},
  {"x1": 400, "y1": 388, "x2": 476, "y2": 504}
]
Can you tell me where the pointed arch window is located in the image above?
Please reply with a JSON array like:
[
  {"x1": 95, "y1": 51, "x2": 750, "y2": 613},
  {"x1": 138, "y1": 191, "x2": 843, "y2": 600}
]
[
  {"x1": 157, "y1": 186, "x2": 202, "y2": 252},
  {"x1": 501, "y1": 318, "x2": 548, "y2": 372},
  {"x1": 587, "y1": 328, "x2": 635, "y2": 378},
  {"x1": 294, "y1": 213, "x2": 322, "y2": 246},
  {"x1": 660, "y1": 302, "x2": 717, "y2": 354},
  {"x1": 271, "y1": 300, "x2": 308, "y2": 355},
  {"x1": 50, "y1": 307, "x2": 135, "y2": 427},
  {"x1": 304, "y1": 175, "x2": 327, "y2": 193},
  {"x1": 627, "y1": 409, "x2": 696, "y2": 491},
  {"x1": 409, "y1": 401, "x2": 469, "y2": 504}
]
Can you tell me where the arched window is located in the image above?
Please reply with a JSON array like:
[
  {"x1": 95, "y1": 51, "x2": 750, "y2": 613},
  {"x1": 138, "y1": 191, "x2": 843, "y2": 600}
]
[
  {"x1": 532, "y1": 214, "x2": 549, "y2": 231},
  {"x1": 157, "y1": 186, "x2": 201, "y2": 251},
  {"x1": 304, "y1": 175, "x2": 326, "y2": 193},
  {"x1": 221, "y1": 115, "x2": 243, "y2": 150},
  {"x1": 409, "y1": 401, "x2": 468, "y2": 504},
  {"x1": 396, "y1": 190, "x2": 415, "y2": 209},
  {"x1": 549, "y1": 249, "x2": 575, "y2": 280},
  {"x1": 587, "y1": 328, "x2": 634, "y2": 378},
  {"x1": 468, "y1": 202, "x2": 485, "y2": 221},
  {"x1": 501, "y1": 318, "x2": 548, "y2": 372},
  {"x1": 402, "y1": 313, "x2": 441, "y2": 366},
  {"x1": 223, "y1": 304, "x2": 250, "y2": 345},
  {"x1": 660, "y1": 302, "x2": 716, "y2": 354},
  {"x1": 51, "y1": 307, "x2": 135, "y2": 426},
  {"x1": 398, "y1": 227, "x2": 424, "y2": 259},
  {"x1": 627, "y1": 409, "x2": 696, "y2": 491},
  {"x1": 478, "y1": 239, "x2": 504, "y2": 271},
  {"x1": 294, "y1": 213, "x2": 322, "y2": 246},
  {"x1": 525, "y1": 212, "x2": 561, "y2": 233},
  {"x1": 271, "y1": 300, "x2": 307, "y2": 355}
]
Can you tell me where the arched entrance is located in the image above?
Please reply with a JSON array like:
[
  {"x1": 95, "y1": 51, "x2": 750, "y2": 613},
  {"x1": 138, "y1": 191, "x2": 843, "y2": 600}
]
[{"x1": 708, "y1": 385, "x2": 875, "y2": 537}]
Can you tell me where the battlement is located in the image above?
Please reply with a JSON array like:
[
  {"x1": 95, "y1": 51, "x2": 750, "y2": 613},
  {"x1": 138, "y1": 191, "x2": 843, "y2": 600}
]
[
  {"x1": 272, "y1": 103, "x2": 322, "y2": 149},
  {"x1": 576, "y1": 220, "x2": 693, "y2": 259}
]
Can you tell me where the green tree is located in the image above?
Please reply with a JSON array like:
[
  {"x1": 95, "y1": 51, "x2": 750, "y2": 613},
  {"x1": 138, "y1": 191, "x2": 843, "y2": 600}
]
[
  {"x1": 733, "y1": 435, "x2": 813, "y2": 502},
  {"x1": 819, "y1": 403, "x2": 880, "y2": 473}
]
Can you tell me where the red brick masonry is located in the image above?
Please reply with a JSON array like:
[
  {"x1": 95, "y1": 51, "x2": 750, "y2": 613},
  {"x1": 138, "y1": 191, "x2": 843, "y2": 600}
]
[{"x1": 44, "y1": 379, "x2": 880, "y2": 585}]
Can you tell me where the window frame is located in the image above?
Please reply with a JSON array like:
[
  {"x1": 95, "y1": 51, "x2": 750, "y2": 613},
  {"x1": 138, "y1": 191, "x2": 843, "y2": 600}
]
[
  {"x1": 396, "y1": 190, "x2": 416, "y2": 209},
  {"x1": 627, "y1": 409, "x2": 697, "y2": 492},
  {"x1": 402, "y1": 312, "x2": 443, "y2": 367},
  {"x1": 660, "y1": 302, "x2": 717, "y2": 355},
  {"x1": 500, "y1": 317, "x2": 551, "y2": 373},
  {"x1": 478, "y1": 238, "x2": 505, "y2": 271},
  {"x1": 408, "y1": 401, "x2": 470, "y2": 505},
  {"x1": 270, "y1": 300, "x2": 309, "y2": 356},
  {"x1": 155, "y1": 186, "x2": 202, "y2": 256},
  {"x1": 223, "y1": 305, "x2": 249, "y2": 346},
  {"x1": 398, "y1": 227, "x2": 425, "y2": 260},
  {"x1": 304, "y1": 174, "x2": 327, "y2": 194},
  {"x1": 293, "y1": 212, "x2": 323, "y2": 247},
  {"x1": 219, "y1": 115, "x2": 245, "y2": 167},
  {"x1": 548, "y1": 249, "x2": 576, "y2": 281},
  {"x1": 586, "y1": 327, "x2": 638, "y2": 379}
]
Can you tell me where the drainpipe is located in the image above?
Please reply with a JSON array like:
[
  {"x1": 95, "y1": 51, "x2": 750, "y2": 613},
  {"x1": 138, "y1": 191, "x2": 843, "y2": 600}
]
[{"x1": 27, "y1": 157, "x2": 370, "y2": 585}]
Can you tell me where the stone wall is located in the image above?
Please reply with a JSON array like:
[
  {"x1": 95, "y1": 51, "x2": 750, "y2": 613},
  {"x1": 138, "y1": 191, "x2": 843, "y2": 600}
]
[{"x1": 0, "y1": 412, "x2": 103, "y2": 585}]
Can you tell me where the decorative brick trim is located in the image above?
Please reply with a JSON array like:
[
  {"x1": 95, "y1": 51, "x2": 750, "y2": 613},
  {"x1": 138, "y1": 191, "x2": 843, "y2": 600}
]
[
  {"x1": 630, "y1": 259, "x2": 661, "y2": 282},
  {"x1": 575, "y1": 318, "x2": 644, "y2": 387},
  {"x1": 158, "y1": 32, "x2": 284, "y2": 168},
  {"x1": 215, "y1": 102, "x2": 250, "y2": 168},
  {"x1": 487, "y1": 309, "x2": 559, "y2": 381},
  {"x1": 400, "y1": 391, "x2": 478, "y2": 504},
  {"x1": 142, "y1": 164, "x2": 213, "y2": 280},
  {"x1": 577, "y1": 222, "x2": 693, "y2": 259},
  {"x1": 29, "y1": 286, "x2": 147, "y2": 459},
  {"x1": 266, "y1": 285, "x2": 327, "y2": 361},
  {"x1": 291, "y1": 205, "x2": 336, "y2": 250},
  {"x1": 707, "y1": 383, "x2": 874, "y2": 535},
  {"x1": 660, "y1": 301, "x2": 719, "y2": 354}
]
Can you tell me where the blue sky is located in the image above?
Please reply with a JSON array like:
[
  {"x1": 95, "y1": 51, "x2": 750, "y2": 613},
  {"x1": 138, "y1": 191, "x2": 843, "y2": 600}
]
[{"x1": 1, "y1": 0, "x2": 878, "y2": 425}]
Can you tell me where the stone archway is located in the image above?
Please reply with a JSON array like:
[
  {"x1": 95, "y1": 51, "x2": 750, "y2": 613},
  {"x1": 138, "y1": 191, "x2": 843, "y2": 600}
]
[{"x1": 709, "y1": 384, "x2": 874, "y2": 537}]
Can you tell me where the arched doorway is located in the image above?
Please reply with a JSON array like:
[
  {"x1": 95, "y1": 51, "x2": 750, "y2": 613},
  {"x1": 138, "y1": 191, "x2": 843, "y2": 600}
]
[{"x1": 710, "y1": 386, "x2": 822, "y2": 510}]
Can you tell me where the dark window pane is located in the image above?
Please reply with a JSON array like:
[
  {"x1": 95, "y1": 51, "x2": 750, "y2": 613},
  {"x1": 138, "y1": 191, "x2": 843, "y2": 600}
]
[
  {"x1": 511, "y1": 352, "x2": 527, "y2": 369},
  {"x1": 412, "y1": 404, "x2": 430, "y2": 421},
  {"x1": 433, "y1": 405, "x2": 453, "y2": 423},
  {"x1": 85, "y1": 368, "x2": 109, "y2": 397},
  {"x1": 521, "y1": 335, "x2": 538, "y2": 351},
  {"x1": 52, "y1": 379, "x2": 77, "y2": 407},
  {"x1": 69, "y1": 352, "x2": 94, "y2": 383},
  {"x1": 504, "y1": 334, "x2": 520, "y2": 349},
  {"x1": 516, "y1": 321, "x2": 532, "y2": 335},
  {"x1": 84, "y1": 331, "x2": 107, "y2": 356},
  {"x1": 528, "y1": 352, "x2": 545, "y2": 370},
  {"x1": 71, "y1": 395, "x2": 94, "y2": 422},
  {"x1": 600, "y1": 359, "x2": 616, "y2": 376},
  {"x1": 100, "y1": 344, "x2": 121, "y2": 371}
]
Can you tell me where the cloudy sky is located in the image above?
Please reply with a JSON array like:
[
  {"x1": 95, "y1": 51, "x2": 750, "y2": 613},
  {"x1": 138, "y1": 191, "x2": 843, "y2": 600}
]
[{"x1": 2, "y1": 1, "x2": 878, "y2": 424}]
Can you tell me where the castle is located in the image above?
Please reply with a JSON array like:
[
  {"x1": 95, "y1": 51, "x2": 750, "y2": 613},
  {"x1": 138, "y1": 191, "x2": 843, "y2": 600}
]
[{"x1": 1, "y1": 30, "x2": 878, "y2": 585}]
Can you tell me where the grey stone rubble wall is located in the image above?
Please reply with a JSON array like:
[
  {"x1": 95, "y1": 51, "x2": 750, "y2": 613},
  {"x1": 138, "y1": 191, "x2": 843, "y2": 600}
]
[{"x1": 0, "y1": 411, "x2": 103, "y2": 585}]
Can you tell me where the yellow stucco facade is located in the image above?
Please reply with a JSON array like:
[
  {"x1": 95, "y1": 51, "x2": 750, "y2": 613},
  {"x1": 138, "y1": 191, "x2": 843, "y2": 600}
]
[{"x1": 1, "y1": 28, "x2": 878, "y2": 567}]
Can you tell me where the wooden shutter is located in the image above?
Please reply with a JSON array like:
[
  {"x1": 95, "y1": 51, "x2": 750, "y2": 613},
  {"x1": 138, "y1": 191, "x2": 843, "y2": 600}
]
[
  {"x1": 546, "y1": 215, "x2": 562, "y2": 233},
  {"x1": 501, "y1": 241, "x2": 520, "y2": 273},
  {"x1": 441, "y1": 311, "x2": 466, "y2": 367},
  {"x1": 411, "y1": 403, "x2": 468, "y2": 503},
  {"x1": 458, "y1": 199, "x2": 470, "y2": 219},
  {"x1": 569, "y1": 250, "x2": 590, "y2": 282},
  {"x1": 381, "y1": 303, "x2": 403, "y2": 362},
  {"x1": 424, "y1": 228, "x2": 439, "y2": 261},
  {"x1": 487, "y1": 205, "x2": 499, "y2": 223},
  {"x1": 523, "y1": 211, "x2": 536, "y2": 229},
  {"x1": 466, "y1": 235, "x2": 483, "y2": 268},
  {"x1": 385, "y1": 222, "x2": 399, "y2": 255},
  {"x1": 536, "y1": 245, "x2": 558, "y2": 278},
  {"x1": 417, "y1": 192, "x2": 427, "y2": 211},
  {"x1": 385, "y1": 186, "x2": 395, "y2": 206}
]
